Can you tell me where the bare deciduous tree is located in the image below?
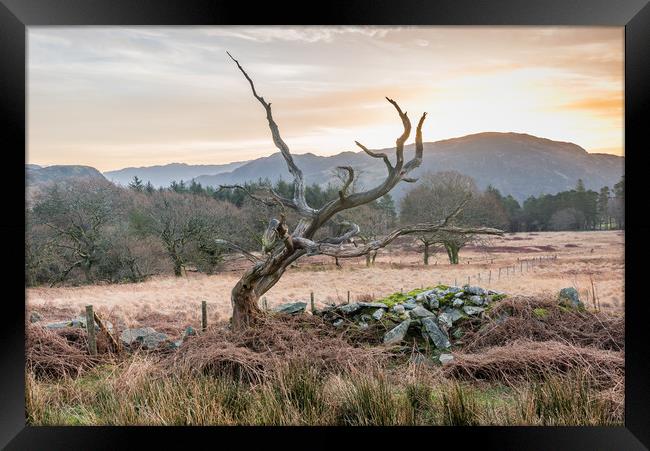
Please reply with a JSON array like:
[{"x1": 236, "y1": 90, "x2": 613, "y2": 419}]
[
  {"x1": 401, "y1": 171, "x2": 506, "y2": 264},
  {"x1": 222, "y1": 54, "x2": 503, "y2": 329}
]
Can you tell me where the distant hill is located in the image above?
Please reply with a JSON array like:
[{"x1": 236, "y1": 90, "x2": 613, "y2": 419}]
[
  {"x1": 193, "y1": 132, "x2": 624, "y2": 203},
  {"x1": 26, "y1": 164, "x2": 106, "y2": 185},
  {"x1": 104, "y1": 162, "x2": 247, "y2": 187}
]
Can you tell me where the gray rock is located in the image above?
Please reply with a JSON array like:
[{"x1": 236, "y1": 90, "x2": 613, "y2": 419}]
[
  {"x1": 120, "y1": 327, "x2": 169, "y2": 349},
  {"x1": 437, "y1": 312, "x2": 453, "y2": 329},
  {"x1": 392, "y1": 305, "x2": 406, "y2": 314},
  {"x1": 403, "y1": 303, "x2": 417, "y2": 311},
  {"x1": 383, "y1": 320, "x2": 412, "y2": 345},
  {"x1": 441, "y1": 307, "x2": 465, "y2": 323},
  {"x1": 359, "y1": 314, "x2": 372, "y2": 323},
  {"x1": 463, "y1": 306, "x2": 485, "y2": 316},
  {"x1": 409, "y1": 306, "x2": 435, "y2": 319},
  {"x1": 468, "y1": 295, "x2": 484, "y2": 306},
  {"x1": 273, "y1": 302, "x2": 308, "y2": 315},
  {"x1": 439, "y1": 353, "x2": 454, "y2": 365},
  {"x1": 333, "y1": 319, "x2": 344, "y2": 327},
  {"x1": 447, "y1": 286, "x2": 462, "y2": 293},
  {"x1": 359, "y1": 322, "x2": 369, "y2": 329},
  {"x1": 454, "y1": 292, "x2": 464, "y2": 298},
  {"x1": 420, "y1": 317, "x2": 451, "y2": 349},
  {"x1": 29, "y1": 312, "x2": 43, "y2": 323},
  {"x1": 466, "y1": 286, "x2": 486, "y2": 296},
  {"x1": 338, "y1": 303, "x2": 361, "y2": 315},
  {"x1": 45, "y1": 319, "x2": 87, "y2": 330},
  {"x1": 372, "y1": 308, "x2": 384, "y2": 321},
  {"x1": 452, "y1": 298, "x2": 464, "y2": 307},
  {"x1": 558, "y1": 287, "x2": 583, "y2": 308},
  {"x1": 427, "y1": 297, "x2": 440, "y2": 310},
  {"x1": 359, "y1": 302, "x2": 388, "y2": 309}
]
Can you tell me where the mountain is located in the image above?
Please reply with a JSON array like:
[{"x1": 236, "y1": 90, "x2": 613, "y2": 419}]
[
  {"x1": 193, "y1": 132, "x2": 624, "y2": 204},
  {"x1": 104, "y1": 161, "x2": 247, "y2": 187},
  {"x1": 26, "y1": 164, "x2": 106, "y2": 185}
]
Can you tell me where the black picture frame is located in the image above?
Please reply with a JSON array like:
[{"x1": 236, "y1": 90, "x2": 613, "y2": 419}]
[{"x1": 3, "y1": 0, "x2": 648, "y2": 448}]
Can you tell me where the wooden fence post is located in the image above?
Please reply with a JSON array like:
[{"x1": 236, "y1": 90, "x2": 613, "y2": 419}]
[
  {"x1": 347, "y1": 290, "x2": 351, "y2": 304},
  {"x1": 310, "y1": 292, "x2": 315, "y2": 312},
  {"x1": 201, "y1": 300, "x2": 207, "y2": 332},
  {"x1": 85, "y1": 305, "x2": 97, "y2": 356}
]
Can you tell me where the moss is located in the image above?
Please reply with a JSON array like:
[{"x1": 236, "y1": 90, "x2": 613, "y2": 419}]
[
  {"x1": 533, "y1": 308, "x2": 549, "y2": 319},
  {"x1": 491, "y1": 294, "x2": 507, "y2": 302},
  {"x1": 435, "y1": 284, "x2": 449, "y2": 290}
]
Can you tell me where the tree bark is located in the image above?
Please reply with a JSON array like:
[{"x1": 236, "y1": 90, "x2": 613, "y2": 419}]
[
  {"x1": 445, "y1": 242, "x2": 460, "y2": 265},
  {"x1": 423, "y1": 242, "x2": 430, "y2": 265}
]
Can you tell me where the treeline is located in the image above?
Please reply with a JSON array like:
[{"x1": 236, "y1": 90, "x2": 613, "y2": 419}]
[
  {"x1": 26, "y1": 171, "x2": 624, "y2": 286},
  {"x1": 486, "y1": 177, "x2": 624, "y2": 232}
]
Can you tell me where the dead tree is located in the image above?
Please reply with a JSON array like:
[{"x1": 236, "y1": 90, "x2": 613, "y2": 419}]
[{"x1": 221, "y1": 53, "x2": 503, "y2": 329}]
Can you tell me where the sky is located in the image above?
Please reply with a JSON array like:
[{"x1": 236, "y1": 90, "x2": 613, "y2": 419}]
[{"x1": 27, "y1": 26, "x2": 624, "y2": 172}]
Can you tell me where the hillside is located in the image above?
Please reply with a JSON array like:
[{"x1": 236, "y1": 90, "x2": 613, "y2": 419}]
[
  {"x1": 193, "y1": 132, "x2": 624, "y2": 203},
  {"x1": 26, "y1": 165, "x2": 106, "y2": 185},
  {"x1": 104, "y1": 161, "x2": 247, "y2": 187}
]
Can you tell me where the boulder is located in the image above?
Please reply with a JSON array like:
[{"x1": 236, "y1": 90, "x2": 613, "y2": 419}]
[
  {"x1": 442, "y1": 307, "x2": 465, "y2": 323},
  {"x1": 359, "y1": 302, "x2": 388, "y2": 309},
  {"x1": 359, "y1": 322, "x2": 369, "y2": 329},
  {"x1": 427, "y1": 297, "x2": 440, "y2": 310},
  {"x1": 463, "y1": 306, "x2": 485, "y2": 316},
  {"x1": 452, "y1": 298, "x2": 464, "y2": 308},
  {"x1": 558, "y1": 287, "x2": 583, "y2": 309},
  {"x1": 372, "y1": 308, "x2": 384, "y2": 321},
  {"x1": 439, "y1": 353, "x2": 454, "y2": 365},
  {"x1": 392, "y1": 305, "x2": 406, "y2": 314},
  {"x1": 383, "y1": 319, "x2": 412, "y2": 345},
  {"x1": 45, "y1": 319, "x2": 87, "y2": 330},
  {"x1": 420, "y1": 317, "x2": 451, "y2": 349},
  {"x1": 437, "y1": 312, "x2": 453, "y2": 329},
  {"x1": 468, "y1": 295, "x2": 484, "y2": 306},
  {"x1": 409, "y1": 306, "x2": 435, "y2": 319},
  {"x1": 333, "y1": 319, "x2": 344, "y2": 328},
  {"x1": 273, "y1": 302, "x2": 308, "y2": 315},
  {"x1": 120, "y1": 327, "x2": 169, "y2": 350},
  {"x1": 466, "y1": 286, "x2": 486, "y2": 296},
  {"x1": 403, "y1": 303, "x2": 417, "y2": 311},
  {"x1": 338, "y1": 303, "x2": 361, "y2": 315}
]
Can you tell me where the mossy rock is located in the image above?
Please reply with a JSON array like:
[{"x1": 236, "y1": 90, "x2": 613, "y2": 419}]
[{"x1": 532, "y1": 308, "x2": 548, "y2": 319}]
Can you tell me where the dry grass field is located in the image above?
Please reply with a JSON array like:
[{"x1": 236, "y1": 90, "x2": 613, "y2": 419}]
[{"x1": 27, "y1": 230, "x2": 624, "y2": 337}]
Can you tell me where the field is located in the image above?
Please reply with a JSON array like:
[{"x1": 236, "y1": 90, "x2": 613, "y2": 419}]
[
  {"x1": 25, "y1": 230, "x2": 625, "y2": 426},
  {"x1": 27, "y1": 231, "x2": 624, "y2": 337}
]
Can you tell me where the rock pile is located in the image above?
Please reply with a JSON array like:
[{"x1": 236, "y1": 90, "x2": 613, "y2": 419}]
[{"x1": 314, "y1": 285, "x2": 508, "y2": 350}]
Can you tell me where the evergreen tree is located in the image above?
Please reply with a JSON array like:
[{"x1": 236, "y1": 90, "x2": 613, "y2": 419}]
[
  {"x1": 597, "y1": 186, "x2": 610, "y2": 229},
  {"x1": 128, "y1": 176, "x2": 144, "y2": 192}
]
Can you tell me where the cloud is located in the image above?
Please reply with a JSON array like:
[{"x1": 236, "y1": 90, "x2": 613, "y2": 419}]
[{"x1": 201, "y1": 26, "x2": 397, "y2": 43}]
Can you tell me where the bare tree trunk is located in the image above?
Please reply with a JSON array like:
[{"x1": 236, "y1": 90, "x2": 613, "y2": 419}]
[
  {"x1": 423, "y1": 242, "x2": 430, "y2": 265},
  {"x1": 445, "y1": 243, "x2": 460, "y2": 265},
  {"x1": 172, "y1": 257, "x2": 183, "y2": 277},
  {"x1": 231, "y1": 281, "x2": 262, "y2": 328}
]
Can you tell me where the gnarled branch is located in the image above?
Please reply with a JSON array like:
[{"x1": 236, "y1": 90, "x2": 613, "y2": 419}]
[
  {"x1": 319, "y1": 221, "x2": 361, "y2": 245},
  {"x1": 336, "y1": 166, "x2": 355, "y2": 202},
  {"x1": 294, "y1": 224, "x2": 503, "y2": 259},
  {"x1": 214, "y1": 239, "x2": 261, "y2": 263},
  {"x1": 227, "y1": 52, "x2": 317, "y2": 218}
]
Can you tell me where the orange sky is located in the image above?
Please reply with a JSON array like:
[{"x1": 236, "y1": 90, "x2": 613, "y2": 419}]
[{"x1": 28, "y1": 26, "x2": 624, "y2": 171}]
